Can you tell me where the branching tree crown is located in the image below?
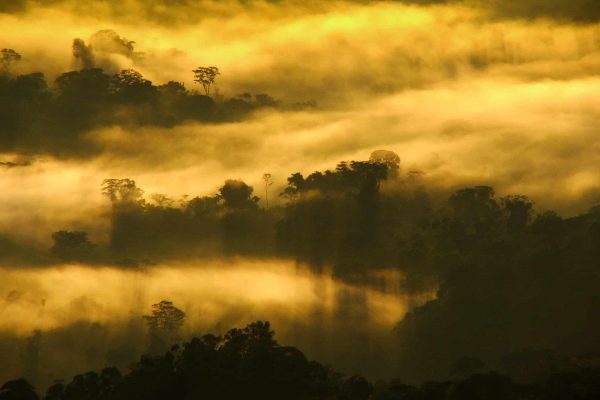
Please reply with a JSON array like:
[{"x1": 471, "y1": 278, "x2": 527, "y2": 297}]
[
  {"x1": 101, "y1": 179, "x2": 144, "y2": 206},
  {"x1": 143, "y1": 300, "x2": 186, "y2": 353},
  {"x1": 192, "y1": 66, "x2": 219, "y2": 96},
  {"x1": 0, "y1": 48, "x2": 21, "y2": 74},
  {"x1": 143, "y1": 300, "x2": 186, "y2": 333}
]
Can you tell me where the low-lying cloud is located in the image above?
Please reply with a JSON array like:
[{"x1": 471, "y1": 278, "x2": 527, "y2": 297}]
[
  {"x1": 1, "y1": 74, "x2": 599, "y2": 247},
  {"x1": 0, "y1": 0, "x2": 598, "y2": 252}
]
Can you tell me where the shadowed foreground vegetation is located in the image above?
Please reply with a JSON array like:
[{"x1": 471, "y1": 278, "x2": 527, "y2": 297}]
[
  {"x1": 1, "y1": 321, "x2": 600, "y2": 400},
  {"x1": 2, "y1": 2, "x2": 600, "y2": 397}
]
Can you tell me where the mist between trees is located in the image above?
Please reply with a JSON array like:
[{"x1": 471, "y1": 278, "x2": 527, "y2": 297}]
[
  {"x1": 2, "y1": 313, "x2": 600, "y2": 400},
  {"x1": 0, "y1": 151, "x2": 599, "y2": 392},
  {"x1": 1, "y1": 1, "x2": 600, "y2": 398},
  {"x1": 0, "y1": 44, "x2": 304, "y2": 158}
]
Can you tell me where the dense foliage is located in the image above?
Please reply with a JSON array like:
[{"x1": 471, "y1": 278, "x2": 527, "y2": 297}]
[
  {"x1": 0, "y1": 66, "x2": 281, "y2": 157},
  {"x1": 1, "y1": 321, "x2": 599, "y2": 400},
  {"x1": 28, "y1": 154, "x2": 600, "y2": 382}
]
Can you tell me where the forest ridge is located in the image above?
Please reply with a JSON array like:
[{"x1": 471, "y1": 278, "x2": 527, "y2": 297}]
[{"x1": 2, "y1": 0, "x2": 600, "y2": 398}]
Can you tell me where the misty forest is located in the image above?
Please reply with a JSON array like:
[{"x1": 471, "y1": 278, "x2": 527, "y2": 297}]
[{"x1": 1, "y1": 1, "x2": 600, "y2": 399}]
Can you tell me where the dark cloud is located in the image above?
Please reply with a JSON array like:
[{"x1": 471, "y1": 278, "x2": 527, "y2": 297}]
[
  {"x1": 0, "y1": 0, "x2": 28, "y2": 13},
  {"x1": 398, "y1": 0, "x2": 600, "y2": 22},
  {"x1": 72, "y1": 30, "x2": 140, "y2": 73},
  {"x1": 479, "y1": 0, "x2": 600, "y2": 23},
  {"x1": 2, "y1": 0, "x2": 599, "y2": 23},
  {"x1": 0, "y1": 160, "x2": 31, "y2": 168},
  {"x1": 88, "y1": 30, "x2": 135, "y2": 58},
  {"x1": 72, "y1": 38, "x2": 94, "y2": 69}
]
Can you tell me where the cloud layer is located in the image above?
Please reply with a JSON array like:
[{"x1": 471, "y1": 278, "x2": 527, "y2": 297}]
[{"x1": 1, "y1": 0, "x2": 599, "y2": 238}]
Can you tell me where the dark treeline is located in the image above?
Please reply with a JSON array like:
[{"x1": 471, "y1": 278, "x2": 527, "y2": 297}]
[
  {"x1": 0, "y1": 53, "x2": 284, "y2": 157},
  {"x1": 2, "y1": 151, "x2": 600, "y2": 386},
  {"x1": 34, "y1": 151, "x2": 600, "y2": 383},
  {"x1": 48, "y1": 152, "x2": 406, "y2": 265},
  {"x1": 97, "y1": 177, "x2": 276, "y2": 262},
  {"x1": 1, "y1": 320, "x2": 599, "y2": 400}
]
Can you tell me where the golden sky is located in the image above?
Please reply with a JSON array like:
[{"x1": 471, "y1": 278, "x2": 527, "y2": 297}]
[
  {"x1": 1, "y1": 0, "x2": 600, "y2": 242},
  {"x1": 1, "y1": 1, "x2": 600, "y2": 386}
]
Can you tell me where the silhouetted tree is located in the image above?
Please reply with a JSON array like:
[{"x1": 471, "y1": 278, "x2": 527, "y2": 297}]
[
  {"x1": 502, "y1": 195, "x2": 534, "y2": 233},
  {"x1": 451, "y1": 356, "x2": 486, "y2": 379},
  {"x1": 543, "y1": 368, "x2": 600, "y2": 400},
  {"x1": 448, "y1": 186, "x2": 500, "y2": 229},
  {"x1": 0, "y1": 379, "x2": 38, "y2": 400},
  {"x1": 341, "y1": 375, "x2": 373, "y2": 400},
  {"x1": 0, "y1": 52, "x2": 280, "y2": 156},
  {"x1": 50, "y1": 231, "x2": 94, "y2": 262},
  {"x1": 102, "y1": 179, "x2": 144, "y2": 207},
  {"x1": 36, "y1": 320, "x2": 351, "y2": 400},
  {"x1": 0, "y1": 49, "x2": 21, "y2": 74},
  {"x1": 219, "y1": 180, "x2": 258, "y2": 210},
  {"x1": 12, "y1": 73, "x2": 49, "y2": 102},
  {"x1": 446, "y1": 373, "x2": 516, "y2": 400},
  {"x1": 55, "y1": 69, "x2": 110, "y2": 100},
  {"x1": 192, "y1": 66, "x2": 219, "y2": 96},
  {"x1": 110, "y1": 69, "x2": 156, "y2": 104},
  {"x1": 369, "y1": 149, "x2": 400, "y2": 177},
  {"x1": 143, "y1": 301, "x2": 186, "y2": 354},
  {"x1": 157, "y1": 81, "x2": 185, "y2": 95},
  {"x1": 43, "y1": 382, "x2": 64, "y2": 400}
]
